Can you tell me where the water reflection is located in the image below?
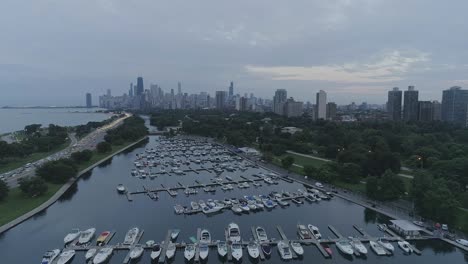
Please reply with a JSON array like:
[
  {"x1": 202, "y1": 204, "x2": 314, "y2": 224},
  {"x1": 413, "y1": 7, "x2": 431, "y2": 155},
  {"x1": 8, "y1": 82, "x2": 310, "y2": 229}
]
[
  {"x1": 58, "y1": 182, "x2": 78, "y2": 202},
  {"x1": 414, "y1": 239, "x2": 456, "y2": 254}
]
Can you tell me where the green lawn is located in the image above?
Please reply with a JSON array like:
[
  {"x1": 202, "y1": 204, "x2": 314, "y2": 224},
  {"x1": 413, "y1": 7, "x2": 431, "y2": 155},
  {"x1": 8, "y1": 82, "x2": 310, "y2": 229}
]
[
  {"x1": 0, "y1": 183, "x2": 62, "y2": 226},
  {"x1": 454, "y1": 208, "x2": 468, "y2": 233},
  {"x1": 278, "y1": 153, "x2": 328, "y2": 168}
]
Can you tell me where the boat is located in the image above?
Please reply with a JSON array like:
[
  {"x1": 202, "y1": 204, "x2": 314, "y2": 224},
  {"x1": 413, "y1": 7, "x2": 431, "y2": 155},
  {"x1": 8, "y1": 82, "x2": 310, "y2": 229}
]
[
  {"x1": 184, "y1": 244, "x2": 195, "y2": 261},
  {"x1": 227, "y1": 223, "x2": 241, "y2": 242},
  {"x1": 378, "y1": 238, "x2": 394, "y2": 252},
  {"x1": 123, "y1": 227, "x2": 139, "y2": 245},
  {"x1": 292, "y1": 198, "x2": 303, "y2": 204},
  {"x1": 231, "y1": 205, "x2": 243, "y2": 214},
  {"x1": 174, "y1": 204, "x2": 185, "y2": 214},
  {"x1": 166, "y1": 242, "x2": 176, "y2": 259},
  {"x1": 247, "y1": 241, "x2": 260, "y2": 259},
  {"x1": 116, "y1": 184, "x2": 126, "y2": 193},
  {"x1": 217, "y1": 241, "x2": 228, "y2": 257},
  {"x1": 290, "y1": 241, "x2": 304, "y2": 255},
  {"x1": 200, "y1": 229, "x2": 211, "y2": 243},
  {"x1": 413, "y1": 221, "x2": 425, "y2": 227},
  {"x1": 377, "y1": 224, "x2": 388, "y2": 231},
  {"x1": 190, "y1": 201, "x2": 200, "y2": 211},
  {"x1": 322, "y1": 244, "x2": 332, "y2": 255},
  {"x1": 199, "y1": 243, "x2": 209, "y2": 260},
  {"x1": 231, "y1": 243, "x2": 243, "y2": 261},
  {"x1": 96, "y1": 231, "x2": 111, "y2": 246},
  {"x1": 335, "y1": 239, "x2": 354, "y2": 255},
  {"x1": 261, "y1": 243, "x2": 272, "y2": 256},
  {"x1": 92, "y1": 247, "x2": 113, "y2": 264},
  {"x1": 150, "y1": 244, "x2": 161, "y2": 260},
  {"x1": 41, "y1": 249, "x2": 60, "y2": 264},
  {"x1": 63, "y1": 229, "x2": 80, "y2": 244},
  {"x1": 145, "y1": 240, "x2": 155, "y2": 247},
  {"x1": 276, "y1": 198, "x2": 289, "y2": 206},
  {"x1": 369, "y1": 240, "x2": 387, "y2": 255},
  {"x1": 129, "y1": 244, "x2": 144, "y2": 260},
  {"x1": 397, "y1": 240, "x2": 413, "y2": 254},
  {"x1": 239, "y1": 203, "x2": 250, "y2": 212},
  {"x1": 264, "y1": 177, "x2": 274, "y2": 184},
  {"x1": 255, "y1": 226, "x2": 268, "y2": 242},
  {"x1": 223, "y1": 198, "x2": 232, "y2": 205},
  {"x1": 78, "y1": 228, "x2": 96, "y2": 244},
  {"x1": 277, "y1": 240, "x2": 293, "y2": 260},
  {"x1": 297, "y1": 224, "x2": 312, "y2": 240},
  {"x1": 308, "y1": 224, "x2": 322, "y2": 239},
  {"x1": 85, "y1": 248, "x2": 97, "y2": 261},
  {"x1": 171, "y1": 229, "x2": 180, "y2": 240},
  {"x1": 349, "y1": 237, "x2": 368, "y2": 255},
  {"x1": 456, "y1": 239, "x2": 468, "y2": 247},
  {"x1": 262, "y1": 199, "x2": 276, "y2": 209},
  {"x1": 202, "y1": 204, "x2": 223, "y2": 214}
]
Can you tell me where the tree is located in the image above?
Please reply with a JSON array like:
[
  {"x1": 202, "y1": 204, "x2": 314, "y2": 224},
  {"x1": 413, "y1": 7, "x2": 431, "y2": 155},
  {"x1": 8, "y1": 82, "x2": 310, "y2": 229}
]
[
  {"x1": 262, "y1": 152, "x2": 273, "y2": 162},
  {"x1": 378, "y1": 170, "x2": 405, "y2": 201},
  {"x1": 281, "y1": 156, "x2": 295, "y2": 170},
  {"x1": 303, "y1": 165, "x2": 318, "y2": 177},
  {"x1": 71, "y1": 150, "x2": 93, "y2": 163},
  {"x1": 366, "y1": 177, "x2": 379, "y2": 199},
  {"x1": 37, "y1": 159, "x2": 78, "y2": 183},
  {"x1": 337, "y1": 163, "x2": 362, "y2": 183},
  {"x1": 18, "y1": 177, "x2": 48, "y2": 197},
  {"x1": 24, "y1": 124, "x2": 41, "y2": 135},
  {"x1": 0, "y1": 180, "x2": 9, "y2": 201},
  {"x1": 97, "y1": 142, "x2": 112, "y2": 153}
]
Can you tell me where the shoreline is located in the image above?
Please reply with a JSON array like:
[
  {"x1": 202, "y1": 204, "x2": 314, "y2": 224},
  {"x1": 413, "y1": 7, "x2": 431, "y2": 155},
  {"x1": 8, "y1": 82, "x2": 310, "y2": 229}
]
[{"x1": 0, "y1": 136, "x2": 148, "y2": 235}]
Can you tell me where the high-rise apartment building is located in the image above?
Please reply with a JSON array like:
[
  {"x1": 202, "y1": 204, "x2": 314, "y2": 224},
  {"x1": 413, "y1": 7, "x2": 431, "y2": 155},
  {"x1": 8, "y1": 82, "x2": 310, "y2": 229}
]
[
  {"x1": 326, "y1": 102, "x2": 337, "y2": 120},
  {"x1": 432, "y1": 101, "x2": 442, "y2": 121},
  {"x1": 418, "y1": 101, "x2": 433, "y2": 122},
  {"x1": 284, "y1": 98, "x2": 303, "y2": 117},
  {"x1": 229, "y1": 82, "x2": 234, "y2": 97},
  {"x1": 441, "y1": 86, "x2": 468, "y2": 126},
  {"x1": 403, "y1": 86, "x2": 419, "y2": 121},
  {"x1": 136, "y1": 77, "x2": 144, "y2": 96},
  {"x1": 387, "y1": 87, "x2": 402, "y2": 121},
  {"x1": 86, "y1": 93, "x2": 92, "y2": 108},
  {"x1": 273, "y1": 89, "x2": 287, "y2": 115},
  {"x1": 215, "y1": 91, "x2": 227, "y2": 109},
  {"x1": 316, "y1": 90, "x2": 327, "y2": 119}
]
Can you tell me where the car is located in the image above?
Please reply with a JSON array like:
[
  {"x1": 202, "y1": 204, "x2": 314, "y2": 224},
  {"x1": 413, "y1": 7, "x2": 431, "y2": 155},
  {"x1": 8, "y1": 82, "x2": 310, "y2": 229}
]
[
  {"x1": 442, "y1": 224, "x2": 449, "y2": 231},
  {"x1": 315, "y1": 182, "x2": 323, "y2": 188}
]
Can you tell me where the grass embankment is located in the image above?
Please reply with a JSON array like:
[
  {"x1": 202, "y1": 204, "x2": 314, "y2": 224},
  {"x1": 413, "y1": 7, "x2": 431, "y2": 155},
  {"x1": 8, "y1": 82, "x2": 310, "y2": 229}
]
[
  {"x1": 454, "y1": 209, "x2": 468, "y2": 233},
  {"x1": 0, "y1": 140, "x2": 70, "y2": 174},
  {"x1": 0, "y1": 139, "x2": 142, "y2": 227}
]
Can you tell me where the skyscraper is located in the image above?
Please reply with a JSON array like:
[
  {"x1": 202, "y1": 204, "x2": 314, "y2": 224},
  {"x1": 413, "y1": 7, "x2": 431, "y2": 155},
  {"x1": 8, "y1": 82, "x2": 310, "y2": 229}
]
[
  {"x1": 273, "y1": 89, "x2": 287, "y2": 115},
  {"x1": 284, "y1": 98, "x2": 303, "y2": 117},
  {"x1": 229, "y1": 82, "x2": 234, "y2": 97},
  {"x1": 239, "y1": 96, "x2": 248, "y2": 111},
  {"x1": 136, "y1": 77, "x2": 144, "y2": 96},
  {"x1": 178, "y1": 82, "x2": 182, "y2": 95},
  {"x1": 86, "y1": 93, "x2": 92, "y2": 108},
  {"x1": 106, "y1": 89, "x2": 111, "y2": 97},
  {"x1": 215, "y1": 91, "x2": 227, "y2": 109},
  {"x1": 129, "y1": 83, "x2": 134, "y2": 97},
  {"x1": 316, "y1": 90, "x2": 327, "y2": 120},
  {"x1": 418, "y1": 101, "x2": 433, "y2": 122},
  {"x1": 326, "y1": 102, "x2": 337, "y2": 120},
  {"x1": 403, "y1": 86, "x2": 419, "y2": 121},
  {"x1": 432, "y1": 101, "x2": 442, "y2": 120},
  {"x1": 441, "y1": 86, "x2": 468, "y2": 126},
  {"x1": 387, "y1": 87, "x2": 402, "y2": 121}
]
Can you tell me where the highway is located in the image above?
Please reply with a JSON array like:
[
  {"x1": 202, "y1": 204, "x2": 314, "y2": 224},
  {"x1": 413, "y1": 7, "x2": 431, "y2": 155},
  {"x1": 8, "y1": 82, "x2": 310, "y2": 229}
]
[{"x1": 1, "y1": 113, "x2": 130, "y2": 188}]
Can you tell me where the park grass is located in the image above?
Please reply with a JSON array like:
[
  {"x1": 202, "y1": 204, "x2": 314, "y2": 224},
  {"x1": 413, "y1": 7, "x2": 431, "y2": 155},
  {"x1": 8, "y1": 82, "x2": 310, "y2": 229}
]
[
  {"x1": 279, "y1": 153, "x2": 328, "y2": 168},
  {"x1": 0, "y1": 183, "x2": 62, "y2": 226},
  {"x1": 454, "y1": 208, "x2": 468, "y2": 234}
]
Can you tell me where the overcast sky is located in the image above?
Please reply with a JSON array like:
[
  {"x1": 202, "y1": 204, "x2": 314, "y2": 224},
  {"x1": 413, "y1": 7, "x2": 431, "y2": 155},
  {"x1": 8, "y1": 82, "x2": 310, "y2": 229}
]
[{"x1": 1, "y1": 0, "x2": 468, "y2": 106}]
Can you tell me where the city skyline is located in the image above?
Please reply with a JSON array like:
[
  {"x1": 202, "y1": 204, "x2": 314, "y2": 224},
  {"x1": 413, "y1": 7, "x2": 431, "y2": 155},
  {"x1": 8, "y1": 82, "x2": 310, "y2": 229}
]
[{"x1": 2, "y1": 1, "x2": 468, "y2": 106}]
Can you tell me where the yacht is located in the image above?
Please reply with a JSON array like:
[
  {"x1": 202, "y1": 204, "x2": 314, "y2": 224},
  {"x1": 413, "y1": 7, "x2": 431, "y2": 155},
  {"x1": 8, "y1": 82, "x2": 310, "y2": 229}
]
[
  {"x1": 56, "y1": 250, "x2": 76, "y2": 264},
  {"x1": 277, "y1": 240, "x2": 293, "y2": 260},
  {"x1": 116, "y1": 184, "x2": 126, "y2": 193},
  {"x1": 247, "y1": 241, "x2": 260, "y2": 259},
  {"x1": 290, "y1": 241, "x2": 304, "y2": 256},
  {"x1": 171, "y1": 229, "x2": 180, "y2": 240},
  {"x1": 63, "y1": 229, "x2": 80, "y2": 244},
  {"x1": 349, "y1": 237, "x2": 367, "y2": 255},
  {"x1": 231, "y1": 243, "x2": 243, "y2": 261},
  {"x1": 123, "y1": 227, "x2": 139, "y2": 245},
  {"x1": 85, "y1": 248, "x2": 97, "y2": 261},
  {"x1": 200, "y1": 229, "x2": 211, "y2": 243},
  {"x1": 223, "y1": 198, "x2": 232, "y2": 205},
  {"x1": 96, "y1": 231, "x2": 111, "y2": 246},
  {"x1": 255, "y1": 226, "x2": 268, "y2": 242},
  {"x1": 41, "y1": 249, "x2": 60, "y2": 264},
  {"x1": 335, "y1": 239, "x2": 354, "y2": 255},
  {"x1": 227, "y1": 223, "x2": 241, "y2": 242},
  {"x1": 199, "y1": 244, "x2": 209, "y2": 260},
  {"x1": 166, "y1": 242, "x2": 176, "y2": 259},
  {"x1": 231, "y1": 205, "x2": 243, "y2": 214},
  {"x1": 264, "y1": 177, "x2": 274, "y2": 184},
  {"x1": 217, "y1": 241, "x2": 228, "y2": 257},
  {"x1": 202, "y1": 204, "x2": 223, "y2": 214},
  {"x1": 369, "y1": 240, "x2": 387, "y2": 255},
  {"x1": 93, "y1": 247, "x2": 113, "y2": 264},
  {"x1": 145, "y1": 240, "x2": 155, "y2": 247},
  {"x1": 78, "y1": 228, "x2": 96, "y2": 244},
  {"x1": 297, "y1": 224, "x2": 312, "y2": 240},
  {"x1": 150, "y1": 244, "x2": 161, "y2": 260},
  {"x1": 261, "y1": 243, "x2": 272, "y2": 256},
  {"x1": 190, "y1": 201, "x2": 200, "y2": 210},
  {"x1": 308, "y1": 224, "x2": 322, "y2": 240},
  {"x1": 262, "y1": 199, "x2": 276, "y2": 209},
  {"x1": 397, "y1": 240, "x2": 413, "y2": 254},
  {"x1": 184, "y1": 244, "x2": 195, "y2": 261},
  {"x1": 378, "y1": 238, "x2": 394, "y2": 253},
  {"x1": 129, "y1": 244, "x2": 144, "y2": 260}
]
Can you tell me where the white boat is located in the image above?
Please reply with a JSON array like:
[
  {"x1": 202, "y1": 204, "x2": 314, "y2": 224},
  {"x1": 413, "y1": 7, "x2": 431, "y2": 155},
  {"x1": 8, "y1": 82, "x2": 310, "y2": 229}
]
[
  {"x1": 261, "y1": 243, "x2": 272, "y2": 256},
  {"x1": 129, "y1": 244, "x2": 144, "y2": 260},
  {"x1": 56, "y1": 249, "x2": 75, "y2": 264},
  {"x1": 349, "y1": 237, "x2": 367, "y2": 255},
  {"x1": 397, "y1": 240, "x2": 413, "y2": 254},
  {"x1": 166, "y1": 242, "x2": 176, "y2": 259},
  {"x1": 247, "y1": 241, "x2": 260, "y2": 259},
  {"x1": 369, "y1": 240, "x2": 387, "y2": 255},
  {"x1": 184, "y1": 244, "x2": 195, "y2": 261},
  {"x1": 231, "y1": 243, "x2": 243, "y2": 261},
  {"x1": 190, "y1": 201, "x2": 200, "y2": 210},
  {"x1": 116, "y1": 184, "x2": 126, "y2": 193},
  {"x1": 277, "y1": 240, "x2": 293, "y2": 260},
  {"x1": 255, "y1": 226, "x2": 268, "y2": 242},
  {"x1": 123, "y1": 227, "x2": 139, "y2": 245},
  {"x1": 217, "y1": 241, "x2": 228, "y2": 257},
  {"x1": 93, "y1": 247, "x2": 113, "y2": 264},
  {"x1": 200, "y1": 229, "x2": 211, "y2": 243},
  {"x1": 41, "y1": 249, "x2": 60, "y2": 264},
  {"x1": 85, "y1": 248, "x2": 97, "y2": 261},
  {"x1": 78, "y1": 228, "x2": 96, "y2": 244},
  {"x1": 264, "y1": 177, "x2": 274, "y2": 184},
  {"x1": 227, "y1": 223, "x2": 241, "y2": 242},
  {"x1": 202, "y1": 204, "x2": 223, "y2": 214},
  {"x1": 378, "y1": 238, "x2": 394, "y2": 252},
  {"x1": 63, "y1": 229, "x2": 80, "y2": 244},
  {"x1": 150, "y1": 244, "x2": 161, "y2": 260},
  {"x1": 335, "y1": 239, "x2": 354, "y2": 255},
  {"x1": 199, "y1": 243, "x2": 209, "y2": 260},
  {"x1": 171, "y1": 229, "x2": 180, "y2": 240},
  {"x1": 308, "y1": 224, "x2": 322, "y2": 239},
  {"x1": 297, "y1": 224, "x2": 313, "y2": 240},
  {"x1": 290, "y1": 241, "x2": 304, "y2": 255},
  {"x1": 456, "y1": 239, "x2": 468, "y2": 247},
  {"x1": 231, "y1": 205, "x2": 242, "y2": 214},
  {"x1": 145, "y1": 240, "x2": 155, "y2": 247}
]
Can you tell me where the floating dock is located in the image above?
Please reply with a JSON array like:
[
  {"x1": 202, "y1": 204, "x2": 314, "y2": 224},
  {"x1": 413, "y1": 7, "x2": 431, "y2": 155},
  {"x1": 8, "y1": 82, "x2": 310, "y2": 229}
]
[
  {"x1": 159, "y1": 229, "x2": 172, "y2": 263},
  {"x1": 250, "y1": 226, "x2": 265, "y2": 260}
]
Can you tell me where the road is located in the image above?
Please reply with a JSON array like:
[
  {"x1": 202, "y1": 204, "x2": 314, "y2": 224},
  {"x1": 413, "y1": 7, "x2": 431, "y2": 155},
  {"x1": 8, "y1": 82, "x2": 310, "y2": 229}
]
[{"x1": 2, "y1": 113, "x2": 130, "y2": 188}]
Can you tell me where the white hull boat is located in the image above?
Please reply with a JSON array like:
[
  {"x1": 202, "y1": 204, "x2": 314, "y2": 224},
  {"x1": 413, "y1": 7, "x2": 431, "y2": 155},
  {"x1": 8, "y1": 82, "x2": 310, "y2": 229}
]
[
  {"x1": 85, "y1": 248, "x2": 97, "y2": 261},
  {"x1": 129, "y1": 245, "x2": 144, "y2": 259},
  {"x1": 255, "y1": 226, "x2": 268, "y2": 242},
  {"x1": 123, "y1": 227, "x2": 139, "y2": 245},
  {"x1": 336, "y1": 240, "x2": 354, "y2": 255},
  {"x1": 166, "y1": 242, "x2": 176, "y2": 259},
  {"x1": 150, "y1": 244, "x2": 161, "y2": 260},
  {"x1": 41, "y1": 249, "x2": 60, "y2": 264},
  {"x1": 199, "y1": 244, "x2": 209, "y2": 260},
  {"x1": 63, "y1": 229, "x2": 80, "y2": 244},
  {"x1": 56, "y1": 249, "x2": 75, "y2": 264},
  {"x1": 247, "y1": 241, "x2": 260, "y2": 259},
  {"x1": 290, "y1": 241, "x2": 304, "y2": 255},
  {"x1": 398, "y1": 241, "x2": 413, "y2": 254},
  {"x1": 227, "y1": 223, "x2": 241, "y2": 243},
  {"x1": 217, "y1": 241, "x2": 228, "y2": 257},
  {"x1": 171, "y1": 229, "x2": 180, "y2": 240},
  {"x1": 349, "y1": 238, "x2": 367, "y2": 255},
  {"x1": 378, "y1": 238, "x2": 394, "y2": 253},
  {"x1": 231, "y1": 243, "x2": 243, "y2": 261},
  {"x1": 93, "y1": 247, "x2": 113, "y2": 264},
  {"x1": 78, "y1": 228, "x2": 96, "y2": 245},
  {"x1": 308, "y1": 224, "x2": 322, "y2": 239},
  {"x1": 277, "y1": 240, "x2": 293, "y2": 260},
  {"x1": 200, "y1": 229, "x2": 211, "y2": 243},
  {"x1": 370, "y1": 240, "x2": 387, "y2": 255},
  {"x1": 184, "y1": 244, "x2": 195, "y2": 261}
]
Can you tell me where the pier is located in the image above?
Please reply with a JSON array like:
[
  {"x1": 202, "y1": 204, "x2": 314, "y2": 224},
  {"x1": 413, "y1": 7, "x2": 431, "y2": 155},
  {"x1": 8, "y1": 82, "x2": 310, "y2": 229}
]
[
  {"x1": 250, "y1": 227, "x2": 266, "y2": 260},
  {"x1": 158, "y1": 230, "x2": 172, "y2": 263},
  {"x1": 194, "y1": 228, "x2": 201, "y2": 262},
  {"x1": 276, "y1": 225, "x2": 298, "y2": 259},
  {"x1": 122, "y1": 229, "x2": 144, "y2": 264}
]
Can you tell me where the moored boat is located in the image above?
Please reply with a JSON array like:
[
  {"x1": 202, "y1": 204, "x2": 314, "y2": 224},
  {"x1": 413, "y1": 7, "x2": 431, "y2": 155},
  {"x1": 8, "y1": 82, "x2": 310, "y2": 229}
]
[
  {"x1": 129, "y1": 244, "x2": 144, "y2": 260},
  {"x1": 227, "y1": 223, "x2": 241, "y2": 242},
  {"x1": 261, "y1": 243, "x2": 272, "y2": 256},
  {"x1": 308, "y1": 224, "x2": 322, "y2": 240},
  {"x1": 290, "y1": 241, "x2": 304, "y2": 255},
  {"x1": 150, "y1": 244, "x2": 161, "y2": 260},
  {"x1": 85, "y1": 248, "x2": 97, "y2": 261},
  {"x1": 78, "y1": 228, "x2": 96, "y2": 245},
  {"x1": 96, "y1": 231, "x2": 111, "y2": 246},
  {"x1": 41, "y1": 249, "x2": 60, "y2": 264},
  {"x1": 63, "y1": 229, "x2": 80, "y2": 244},
  {"x1": 247, "y1": 241, "x2": 260, "y2": 259},
  {"x1": 297, "y1": 224, "x2": 312, "y2": 240},
  {"x1": 231, "y1": 243, "x2": 243, "y2": 261},
  {"x1": 349, "y1": 237, "x2": 367, "y2": 255},
  {"x1": 199, "y1": 243, "x2": 209, "y2": 260},
  {"x1": 123, "y1": 227, "x2": 139, "y2": 245},
  {"x1": 397, "y1": 240, "x2": 413, "y2": 254},
  {"x1": 335, "y1": 239, "x2": 354, "y2": 255},
  {"x1": 255, "y1": 226, "x2": 268, "y2": 242},
  {"x1": 369, "y1": 240, "x2": 387, "y2": 255},
  {"x1": 184, "y1": 244, "x2": 195, "y2": 261},
  {"x1": 200, "y1": 229, "x2": 211, "y2": 243},
  {"x1": 217, "y1": 241, "x2": 228, "y2": 257},
  {"x1": 170, "y1": 229, "x2": 180, "y2": 240},
  {"x1": 166, "y1": 242, "x2": 176, "y2": 259},
  {"x1": 378, "y1": 238, "x2": 394, "y2": 253},
  {"x1": 92, "y1": 247, "x2": 113, "y2": 264},
  {"x1": 116, "y1": 184, "x2": 126, "y2": 193},
  {"x1": 277, "y1": 240, "x2": 293, "y2": 260},
  {"x1": 56, "y1": 250, "x2": 75, "y2": 264}
]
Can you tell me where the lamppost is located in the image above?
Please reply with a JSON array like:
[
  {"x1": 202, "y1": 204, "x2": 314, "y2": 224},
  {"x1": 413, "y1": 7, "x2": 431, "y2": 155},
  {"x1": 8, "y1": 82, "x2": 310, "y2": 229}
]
[{"x1": 417, "y1": 156, "x2": 423, "y2": 169}]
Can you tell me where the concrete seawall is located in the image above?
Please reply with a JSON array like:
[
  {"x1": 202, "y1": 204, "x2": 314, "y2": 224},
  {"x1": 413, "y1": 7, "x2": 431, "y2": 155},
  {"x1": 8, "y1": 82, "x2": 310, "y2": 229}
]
[{"x1": 0, "y1": 136, "x2": 148, "y2": 235}]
